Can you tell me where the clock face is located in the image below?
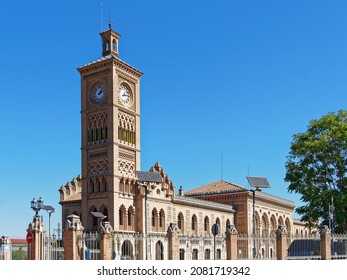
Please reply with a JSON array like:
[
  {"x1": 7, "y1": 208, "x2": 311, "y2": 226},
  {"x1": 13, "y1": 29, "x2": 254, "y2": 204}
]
[
  {"x1": 119, "y1": 84, "x2": 130, "y2": 104},
  {"x1": 92, "y1": 84, "x2": 106, "y2": 104}
]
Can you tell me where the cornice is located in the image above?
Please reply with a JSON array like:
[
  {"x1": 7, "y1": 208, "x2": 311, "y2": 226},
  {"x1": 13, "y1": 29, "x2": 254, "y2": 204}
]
[
  {"x1": 78, "y1": 56, "x2": 113, "y2": 75},
  {"x1": 77, "y1": 54, "x2": 143, "y2": 79},
  {"x1": 115, "y1": 60, "x2": 142, "y2": 79}
]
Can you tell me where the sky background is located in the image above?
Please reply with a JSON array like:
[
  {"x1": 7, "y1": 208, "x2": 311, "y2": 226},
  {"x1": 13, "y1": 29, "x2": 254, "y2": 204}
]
[{"x1": 1, "y1": 0, "x2": 347, "y2": 238}]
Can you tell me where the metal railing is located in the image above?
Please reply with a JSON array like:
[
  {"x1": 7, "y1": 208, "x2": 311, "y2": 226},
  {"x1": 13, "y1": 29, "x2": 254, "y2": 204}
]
[
  {"x1": 331, "y1": 234, "x2": 347, "y2": 260},
  {"x1": 237, "y1": 233, "x2": 277, "y2": 260},
  {"x1": 286, "y1": 233, "x2": 321, "y2": 260}
]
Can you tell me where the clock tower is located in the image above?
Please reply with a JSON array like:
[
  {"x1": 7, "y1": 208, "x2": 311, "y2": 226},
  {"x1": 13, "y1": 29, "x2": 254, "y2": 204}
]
[{"x1": 77, "y1": 27, "x2": 142, "y2": 231}]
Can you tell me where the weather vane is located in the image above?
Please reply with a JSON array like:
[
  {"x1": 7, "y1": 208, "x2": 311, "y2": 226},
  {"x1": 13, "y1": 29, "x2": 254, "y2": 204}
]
[{"x1": 109, "y1": 19, "x2": 114, "y2": 29}]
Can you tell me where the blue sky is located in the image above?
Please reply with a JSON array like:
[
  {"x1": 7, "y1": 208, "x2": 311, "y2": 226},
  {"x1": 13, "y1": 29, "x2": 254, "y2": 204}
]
[{"x1": 1, "y1": 0, "x2": 347, "y2": 238}]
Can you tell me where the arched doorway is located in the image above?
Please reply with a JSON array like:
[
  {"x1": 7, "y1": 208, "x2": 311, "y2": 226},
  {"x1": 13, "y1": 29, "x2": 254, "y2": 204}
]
[
  {"x1": 155, "y1": 240, "x2": 164, "y2": 260},
  {"x1": 121, "y1": 240, "x2": 133, "y2": 260}
]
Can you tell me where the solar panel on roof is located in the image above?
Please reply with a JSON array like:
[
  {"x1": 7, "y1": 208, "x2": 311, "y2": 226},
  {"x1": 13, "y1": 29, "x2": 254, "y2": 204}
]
[
  {"x1": 246, "y1": 176, "x2": 271, "y2": 188},
  {"x1": 136, "y1": 171, "x2": 163, "y2": 183},
  {"x1": 91, "y1": 212, "x2": 107, "y2": 219}
]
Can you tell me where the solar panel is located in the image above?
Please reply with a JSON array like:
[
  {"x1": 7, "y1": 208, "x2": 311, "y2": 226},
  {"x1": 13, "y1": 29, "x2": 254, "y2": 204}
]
[
  {"x1": 91, "y1": 212, "x2": 107, "y2": 219},
  {"x1": 246, "y1": 176, "x2": 270, "y2": 188},
  {"x1": 136, "y1": 171, "x2": 163, "y2": 183}
]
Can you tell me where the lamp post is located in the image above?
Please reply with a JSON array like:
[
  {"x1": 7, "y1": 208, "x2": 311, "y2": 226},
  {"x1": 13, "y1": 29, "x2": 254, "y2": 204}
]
[
  {"x1": 42, "y1": 205, "x2": 55, "y2": 238},
  {"x1": 31, "y1": 197, "x2": 44, "y2": 217},
  {"x1": 30, "y1": 198, "x2": 55, "y2": 236},
  {"x1": 246, "y1": 176, "x2": 271, "y2": 259},
  {"x1": 137, "y1": 183, "x2": 148, "y2": 260}
]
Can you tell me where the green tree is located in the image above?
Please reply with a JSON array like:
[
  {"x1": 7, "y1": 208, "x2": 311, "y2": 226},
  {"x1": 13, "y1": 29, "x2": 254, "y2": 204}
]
[
  {"x1": 12, "y1": 249, "x2": 27, "y2": 260},
  {"x1": 285, "y1": 110, "x2": 347, "y2": 233}
]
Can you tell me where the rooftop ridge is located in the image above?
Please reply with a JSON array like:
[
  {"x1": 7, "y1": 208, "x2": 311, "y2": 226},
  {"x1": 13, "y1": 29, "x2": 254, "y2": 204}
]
[{"x1": 175, "y1": 195, "x2": 235, "y2": 211}]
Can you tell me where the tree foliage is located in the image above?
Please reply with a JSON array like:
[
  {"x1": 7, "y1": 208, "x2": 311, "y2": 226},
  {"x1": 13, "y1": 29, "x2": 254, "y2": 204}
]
[
  {"x1": 285, "y1": 110, "x2": 347, "y2": 233},
  {"x1": 11, "y1": 249, "x2": 27, "y2": 260}
]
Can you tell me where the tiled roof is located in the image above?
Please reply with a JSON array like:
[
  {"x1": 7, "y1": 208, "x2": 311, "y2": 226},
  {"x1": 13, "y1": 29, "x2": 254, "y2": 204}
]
[
  {"x1": 78, "y1": 54, "x2": 143, "y2": 75},
  {"x1": 185, "y1": 180, "x2": 248, "y2": 196},
  {"x1": 10, "y1": 238, "x2": 27, "y2": 244},
  {"x1": 185, "y1": 180, "x2": 295, "y2": 207}
]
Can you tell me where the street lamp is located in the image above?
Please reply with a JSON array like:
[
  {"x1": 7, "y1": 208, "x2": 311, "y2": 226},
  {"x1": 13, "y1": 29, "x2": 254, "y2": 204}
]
[
  {"x1": 246, "y1": 176, "x2": 271, "y2": 259},
  {"x1": 31, "y1": 197, "x2": 44, "y2": 216},
  {"x1": 30, "y1": 197, "x2": 55, "y2": 236},
  {"x1": 42, "y1": 205, "x2": 55, "y2": 238}
]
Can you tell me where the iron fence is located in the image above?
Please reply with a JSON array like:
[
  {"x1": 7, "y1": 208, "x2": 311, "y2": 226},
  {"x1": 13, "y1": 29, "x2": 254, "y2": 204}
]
[
  {"x1": 45, "y1": 236, "x2": 64, "y2": 260},
  {"x1": 237, "y1": 233, "x2": 276, "y2": 260},
  {"x1": 82, "y1": 232, "x2": 100, "y2": 260},
  {"x1": 331, "y1": 234, "x2": 347, "y2": 260},
  {"x1": 178, "y1": 233, "x2": 226, "y2": 260},
  {"x1": 286, "y1": 233, "x2": 321, "y2": 260}
]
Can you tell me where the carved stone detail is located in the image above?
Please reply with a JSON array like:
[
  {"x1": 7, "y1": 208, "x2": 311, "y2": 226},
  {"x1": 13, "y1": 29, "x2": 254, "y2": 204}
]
[
  {"x1": 119, "y1": 147, "x2": 135, "y2": 161},
  {"x1": 65, "y1": 214, "x2": 84, "y2": 231},
  {"x1": 87, "y1": 109, "x2": 107, "y2": 128},
  {"x1": 118, "y1": 159, "x2": 135, "y2": 177},
  {"x1": 276, "y1": 225, "x2": 286, "y2": 236},
  {"x1": 226, "y1": 224, "x2": 238, "y2": 235},
  {"x1": 88, "y1": 158, "x2": 108, "y2": 176},
  {"x1": 100, "y1": 221, "x2": 113, "y2": 234},
  {"x1": 167, "y1": 222, "x2": 178, "y2": 234},
  {"x1": 118, "y1": 111, "x2": 135, "y2": 131}
]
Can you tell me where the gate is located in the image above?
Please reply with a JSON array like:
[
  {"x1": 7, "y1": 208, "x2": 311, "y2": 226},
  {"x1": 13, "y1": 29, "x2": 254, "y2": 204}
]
[
  {"x1": 45, "y1": 236, "x2": 64, "y2": 260},
  {"x1": 237, "y1": 233, "x2": 276, "y2": 259}
]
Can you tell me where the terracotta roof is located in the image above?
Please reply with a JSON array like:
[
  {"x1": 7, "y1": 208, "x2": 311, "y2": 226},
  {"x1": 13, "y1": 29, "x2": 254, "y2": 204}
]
[
  {"x1": 10, "y1": 238, "x2": 27, "y2": 244},
  {"x1": 185, "y1": 180, "x2": 248, "y2": 196}
]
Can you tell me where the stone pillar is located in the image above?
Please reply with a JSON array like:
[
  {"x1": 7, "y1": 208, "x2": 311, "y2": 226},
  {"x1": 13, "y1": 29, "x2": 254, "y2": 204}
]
[
  {"x1": 100, "y1": 221, "x2": 114, "y2": 260},
  {"x1": 320, "y1": 225, "x2": 331, "y2": 260},
  {"x1": 276, "y1": 225, "x2": 287, "y2": 260},
  {"x1": 64, "y1": 214, "x2": 84, "y2": 260},
  {"x1": 1, "y1": 236, "x2": 12, "y2": 260},
  {"x1": 225, "y1": 225, "x2": 238, "y2": 260},
  {"x1": 27, "y1": 216, "x2": 46, "y2": 260},
  {"x1": 167, "y1": 223, "x2": 179, "y2": 260}
]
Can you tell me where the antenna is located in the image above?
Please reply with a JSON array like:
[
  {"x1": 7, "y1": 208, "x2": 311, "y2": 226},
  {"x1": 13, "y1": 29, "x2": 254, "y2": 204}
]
[
  {"x1": 221, "y1": 153, "x2": 223, "y2": 181},
  {"x1": 100, "y1": 1, "x2": 103, "y2": 32},
  {"x1": 108, "y1": 9, "x2": 114, "y2": 29}
]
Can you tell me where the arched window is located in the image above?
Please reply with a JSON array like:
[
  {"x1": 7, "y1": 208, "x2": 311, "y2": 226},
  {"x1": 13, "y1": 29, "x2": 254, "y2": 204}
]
[
  {"x1": 121, "y1": 240, "x2": 133, "y2": 260},
  {"x1": 204, "y1": 216, "x2": 210, "y2": 233},
  {"x1": 215, "y1": 217, "x2": 221, "y2": 235},
  {"x1": 179, "y1": 249, "x2": 185, "y2": 260},
  {"x1": 204, "y1": 249, "x2": 211, "y2": 260},
  {"x1": 112, "y1": 39, "x2": 116, "y2": 51},
  {"x1": 216, "y1": 249, "x2": 221, "y2": 260},
  {"x1": 119, "y1": 205, "x2": 126, "y2": 230},
  {"x1": 151, "y1": 208, "x2": 158, "y2": 229},
  {"x1": 102, "y1": 207, "x2": 108, "y2": 222},
  {"x1": 128, "y1": 206, "x2": 135, "y2": 230},
  {"x1": 159, "y1": 209, "x2": 165, "y2": 230},
  {"x1": 177, "y1": 212, "x2": 184, "y2": 233},
  {"x1": 155, "y1": 241, "x2": 164, "y2": 260},
  {"x1": 101, "y1": 177, "x2": 107, "y2": 192},
  {"x1": 192, "y1": 248, "x2": 198, "y2": 260},
  {"x1": 191, "y1": 214, "x2": 198, "y2": 233},
  {"x1": 226, "y1": 218, "x2": 231, "y2": 229},
  {"x1": 88, "y1": 179, "x2": 94, "y2": 194},
  {"x1": 90, "y1": 207, "x2": 97, "y2": 227},
  {"x1": 95, "y1": 179, "x2": 100, "y2": 193}
]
